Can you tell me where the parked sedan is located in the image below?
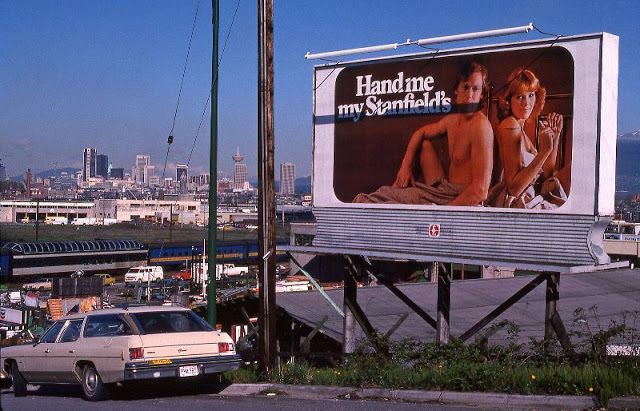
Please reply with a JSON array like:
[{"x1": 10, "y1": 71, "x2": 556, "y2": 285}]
[{"x1": 1, "y1": 305, "x2": 241, "y2": 400}]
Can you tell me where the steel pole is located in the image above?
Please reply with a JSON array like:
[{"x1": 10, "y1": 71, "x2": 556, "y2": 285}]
[{"x1": 207, "y1": 0, "x2": 220, "y2": 326}]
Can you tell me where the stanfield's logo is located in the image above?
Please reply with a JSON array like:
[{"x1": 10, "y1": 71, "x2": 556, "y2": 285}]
[{"x1": 337, "y1": 71, "x2": 452, "y2": 121}]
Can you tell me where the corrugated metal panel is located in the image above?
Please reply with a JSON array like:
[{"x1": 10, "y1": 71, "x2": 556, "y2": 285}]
[{"x1": 312, "y1": 208, "x2": 607, "y2": 267}]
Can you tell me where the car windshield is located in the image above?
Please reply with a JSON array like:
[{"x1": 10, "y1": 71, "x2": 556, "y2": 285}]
[
  {"x1": 40, "y1": 321, "x2": 65, "y2": 343},
  {"x1": 129, "y1": 310, "x2": 214, "y2": 334}
]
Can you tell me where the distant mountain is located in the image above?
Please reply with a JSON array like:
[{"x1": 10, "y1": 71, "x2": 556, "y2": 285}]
[
  {"x1": 616, "y1": 132, "x2": 640, "y2": 195},
  {"x1": 295, "y1": 176, "x2": 311, "y2": 194},
  {"x1": 10, "y1": 167, "x2": 79, "y2": 182},
  {"x1": 38, "y1": 168, "x2": 80, "y2": 178}
]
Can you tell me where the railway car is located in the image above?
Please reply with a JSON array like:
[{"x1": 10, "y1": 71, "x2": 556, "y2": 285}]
[
  {"x1": 1, "y1": 239, "x2": 148, "y2": 280},
  {"x1": 147, "y1": 240, "x2": 289, "y2": 268}
]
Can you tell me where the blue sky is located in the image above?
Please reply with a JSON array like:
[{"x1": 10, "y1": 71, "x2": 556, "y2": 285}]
[{"x1": 2, "y1": 0, "x2": 638, "y2": 179}]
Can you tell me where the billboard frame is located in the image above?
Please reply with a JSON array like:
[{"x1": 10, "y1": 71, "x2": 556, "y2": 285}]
[{"x1": 301, "y1": 32, "x2": 619, "y2": 272}]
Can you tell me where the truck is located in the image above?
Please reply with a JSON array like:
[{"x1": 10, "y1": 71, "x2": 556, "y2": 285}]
[
  {"x1": 44, "y1": 216, "x2": 68, "y2": 225},
  {"x1": 216, "y1": 263, "x2": 249, "y2": 277},
  {"x1": 124, "y1": 266, "x2": 164, "y2": 283}
]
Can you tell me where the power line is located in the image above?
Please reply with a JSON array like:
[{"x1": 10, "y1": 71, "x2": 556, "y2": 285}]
[
  {"x1": 162, "y1": 0, "x2": 201, "y2": 182},
  {"x1": 186, "y1": 0, "x2": 242, "y2": 169}
]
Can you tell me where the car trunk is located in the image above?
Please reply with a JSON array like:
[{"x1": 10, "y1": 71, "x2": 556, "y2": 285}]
[{"x1": 139, "y1": 332, "x2": 222, "y2": 360}]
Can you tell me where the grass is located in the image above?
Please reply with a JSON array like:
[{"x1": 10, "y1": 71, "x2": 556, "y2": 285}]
[{"x1": 221, "y1": 316, "x2": 640, "y2": 408}]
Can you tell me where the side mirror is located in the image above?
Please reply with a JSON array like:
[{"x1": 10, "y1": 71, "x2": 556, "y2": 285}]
[{"x1": 32, "y1": 337, "x2": 40, "y2": 346}]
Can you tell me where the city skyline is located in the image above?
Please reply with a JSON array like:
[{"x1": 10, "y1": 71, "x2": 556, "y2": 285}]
[
  {"x1": 66, "y1": 146, "x2": 301, "y2": 184},
  {"x1": 2, "y1": 1, "x2": 639, "y2": 179}
]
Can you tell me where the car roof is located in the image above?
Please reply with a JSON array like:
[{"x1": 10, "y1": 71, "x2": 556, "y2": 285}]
[{"x1": 58, "y1": 305, "x2": 191, "y2": 321}]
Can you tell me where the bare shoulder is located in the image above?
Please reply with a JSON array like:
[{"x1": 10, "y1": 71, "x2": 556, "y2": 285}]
[
  {"x1": 469, "y1": 113, "x2": 493, "y2": 138},
  {"x1": 498, "y1": 116, "x2": 519, "y2": 131},
  {"x1": 496, "y1": 117, "x2": 522, "y2": 145}
]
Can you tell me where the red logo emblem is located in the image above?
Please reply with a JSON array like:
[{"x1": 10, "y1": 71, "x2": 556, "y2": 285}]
[{"x1": 428, "y1": 224, "x2": 440, "y2": 238}]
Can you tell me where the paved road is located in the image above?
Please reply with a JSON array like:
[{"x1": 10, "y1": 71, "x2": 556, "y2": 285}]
[
  {"x1": 0, "y1": 383, "x2": 494, "y2": 411},
  {"x1": 4, "y1": 379, "x2": 639, "y2": 411}
]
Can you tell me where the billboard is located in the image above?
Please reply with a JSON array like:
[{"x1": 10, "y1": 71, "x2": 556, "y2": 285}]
[{"x1": 310, "y1": 33, "x2": 618, "y2": 270}]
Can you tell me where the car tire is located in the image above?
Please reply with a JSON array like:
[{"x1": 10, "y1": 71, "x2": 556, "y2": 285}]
[
  {"x1": 11, "y1": 361, "x2": 27, "y2": 397},
  {"x1": 82, "y1": 365, "x2": 108, "y2": 401}
]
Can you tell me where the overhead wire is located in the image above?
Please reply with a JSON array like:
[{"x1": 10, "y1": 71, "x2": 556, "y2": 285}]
[
  {"x1": 162, "y1": 0, "x2": 201, "y2": 182},
  {"x1": 186, "y1": 0, "x2": 241, "y2": 168}
]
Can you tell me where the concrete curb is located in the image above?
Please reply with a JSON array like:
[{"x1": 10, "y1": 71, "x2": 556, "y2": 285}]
[{"x1": 219, "y1": 383, "x2": 626, "y2": 409}]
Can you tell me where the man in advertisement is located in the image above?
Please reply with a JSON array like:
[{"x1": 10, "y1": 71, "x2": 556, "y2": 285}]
[{"x1": 354, "y1": 61, "x2": 494, "y2": 206}]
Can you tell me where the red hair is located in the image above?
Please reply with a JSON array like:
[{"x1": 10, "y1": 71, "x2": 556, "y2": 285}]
[{"x1": 497, "y1": 68, "x2": 546, "y2": 121}]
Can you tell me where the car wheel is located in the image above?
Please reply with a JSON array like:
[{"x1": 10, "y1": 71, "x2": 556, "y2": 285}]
[
  {"x1": 11, "y1": 362, "x2": 27, "y2": 397},
  {"x1": 82, "y1": 365, "x2": 108, "y2": 401}
]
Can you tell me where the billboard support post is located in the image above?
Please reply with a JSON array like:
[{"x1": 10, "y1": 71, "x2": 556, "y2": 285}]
[
  {"x1": 343, "y1": 260, "x2": 357, "y2": 354},
  {"x1": 545, "y1": 273, "x2": 576, "y2": 357},
  {"x1": 436, "y1": 269, "x2": 451, "y2": 344},
  {"x1": 343, "y1": 256, "x2": 380, "y2": 353},
  {"x1": 544, "y1": 273, "x2": 559, "y2": 341}
]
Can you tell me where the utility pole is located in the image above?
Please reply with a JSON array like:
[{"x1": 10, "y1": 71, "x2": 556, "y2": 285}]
[
  {"x1": 258, "y1": 0, "x2": 276, "y2": 372},
  {"x1": 207, "y1": 0, "x2": 220, "y2": 326}
]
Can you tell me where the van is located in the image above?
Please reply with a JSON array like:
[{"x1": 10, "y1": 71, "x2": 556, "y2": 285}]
[
  {"x1": 45, "y1": 216, "x2": 68, "y2": 225},
  {"x1": 124, "y1": 266, "x2": 164, "y2": 283}
]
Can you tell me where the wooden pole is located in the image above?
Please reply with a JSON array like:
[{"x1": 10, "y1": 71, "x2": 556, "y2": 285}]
[
  {"x1": 257, "y1": 0, "x2": 276, "y2": 372},
  {"x1": 436, "y1": 268, "x2": 451, "y2": 344}
]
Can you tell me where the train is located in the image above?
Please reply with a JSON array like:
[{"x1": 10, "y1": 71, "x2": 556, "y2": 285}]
[
  {"x1": 146, "y1": 240, "x2": 289, "y2": 267},
  {"x1": 0, "y1": 239, "x2": 289, "y2": 281}
]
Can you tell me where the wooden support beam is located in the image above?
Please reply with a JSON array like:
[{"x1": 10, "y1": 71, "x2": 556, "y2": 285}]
[
  {"x1": 380, "y1": 277, "x2": 437, "y2": 329},
  {"x1": 343, "y1": 256, "x2": 381, "y2": 353},
  {"x1": 545, "y1": 273, "x2": 559, "y2": 340},
  {"x1": 300, "y1": 315, "x2": 328, "y2": 355},
  {"x1": 383, "y1": 313, "x2": 409, "y2": 340},
  {"x1": 436, "y1": 268, "x2": 451, "y2": 344},
  {"x1": 545, "y1": 273, "x2": 576, "y2": 357},
  {"x1": 459, "y1": 273, "x2": 547, "y2": 342}
]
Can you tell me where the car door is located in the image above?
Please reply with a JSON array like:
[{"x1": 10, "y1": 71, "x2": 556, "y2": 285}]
[
  {"x1": 18, "y1": 320, "x2": 65, "y2": 383},
  {"x1": 46, "y1": 319, "x2": 84, "y2": 383}
]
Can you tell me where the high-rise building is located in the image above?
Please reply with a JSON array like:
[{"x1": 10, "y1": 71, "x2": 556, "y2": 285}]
[
  {"x1": 109, "y1": 168, "x2": 124, "y2": 179},
  {"x1": 176, "y1": 164, "x2": 188, "y2": 193},
  {"x1": 280, "y1": 162, "x2": 295, "y2": 195},
  {"x1": 176, "y1": 164, "x2": 188, "y2": 184},
  {"x1": 232, "y1": 147, "x2": 248, "y2": 190},
  {"x1": 82, "y1": 148, "x2": 97, "y2": 182},
  {"x1": 96, "y1": 154, "x2": 109, "y2": 178},
  {"x1": 144, "y1": 164, "x2": 155, "y2": 186},
  {"x1": 134, "y1": 155, "x2": 150, "y2": 184}
]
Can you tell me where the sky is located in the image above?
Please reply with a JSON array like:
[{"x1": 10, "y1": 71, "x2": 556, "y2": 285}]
[{"x1": 2, "y1": 0, "x2": 639, "y2": 180}]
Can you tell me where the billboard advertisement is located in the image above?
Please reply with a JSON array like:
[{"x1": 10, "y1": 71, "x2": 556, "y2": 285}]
[{"x1": 309, "y1": 33, "x2": 618, "y2": 270}]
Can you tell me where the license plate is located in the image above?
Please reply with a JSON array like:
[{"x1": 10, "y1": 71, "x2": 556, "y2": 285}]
[
  {"x1": 179, "y1": 365, "x2": 199, "y2": 377},
  {"x1": 149, "y1": 359, "x2": 172, "y2": 365}
]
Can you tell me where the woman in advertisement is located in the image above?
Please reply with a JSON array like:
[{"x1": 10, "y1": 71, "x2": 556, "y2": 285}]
[{"x1": 494, "y1": 68, "x2": 567, "y2": 209}]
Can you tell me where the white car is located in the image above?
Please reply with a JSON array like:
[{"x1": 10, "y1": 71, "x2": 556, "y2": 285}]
[{"x1": 1, "y1": 305, "x2": 241, "y2": 400}]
